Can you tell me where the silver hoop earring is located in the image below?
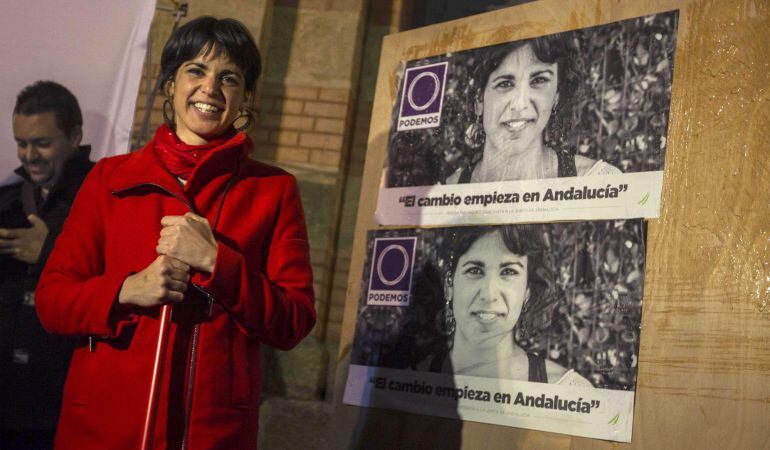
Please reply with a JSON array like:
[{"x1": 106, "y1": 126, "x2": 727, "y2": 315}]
[
  {"x1": 437, "y1": 301, "x2": 456, "y2": 337},
  {"x1": 464, "y1": 116, "x2": 485, "y2": 148},
  {"x1": 518, "y1": 288, "x2": 532, "y2": 335},
  {"x1": 440, "y1": 277, "x2": 456, "y2": 336}
]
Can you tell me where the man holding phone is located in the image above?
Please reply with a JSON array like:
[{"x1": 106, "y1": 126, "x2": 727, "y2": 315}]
[{"x1": 0, "y1": 81, "x2": 93, "y2": 449}]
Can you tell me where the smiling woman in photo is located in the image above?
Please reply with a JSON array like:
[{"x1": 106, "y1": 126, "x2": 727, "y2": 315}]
[
  {"x1": 426, "y1": 225, "x2": 591, "y2": 386},
  {"x1": 447, "y1": 34, "x2": 621, "y2": 183},
  {"x1": 35, "y1": 17, "x2": 315, "y2": 449}
]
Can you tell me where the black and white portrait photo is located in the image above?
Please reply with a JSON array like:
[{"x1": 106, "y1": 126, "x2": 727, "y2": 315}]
[
  {"x1": 374, "y1": 11, "x2": 678, "y2": 225},
  {"x1": 344, "y1": 220, "x2": 645, "y2": 440}
]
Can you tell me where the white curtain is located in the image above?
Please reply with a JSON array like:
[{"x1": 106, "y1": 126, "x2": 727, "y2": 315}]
[{"x1": 0, "y1": 0, "x2": 156, "y2": 186}]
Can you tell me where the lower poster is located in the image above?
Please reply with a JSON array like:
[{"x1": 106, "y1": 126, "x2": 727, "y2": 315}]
[{"x1": 343, "y1": 220, "x2": 645, "y2": 442}]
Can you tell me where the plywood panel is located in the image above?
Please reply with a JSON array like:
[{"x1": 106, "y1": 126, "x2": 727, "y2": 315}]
[{"x1": 330, "y1": 0, "x2": 770, "y2": 448}]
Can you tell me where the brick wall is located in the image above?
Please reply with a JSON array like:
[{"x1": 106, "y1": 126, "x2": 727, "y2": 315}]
[
  {"x1": 252, "y1": 80, "x2": 355, "y2": 340},
  {"x1": 320, "y1": 0, "x2": 404, "y2": 343},
  {"x1": 322, "y1": 103, "x2": 370, "y2": 341},
  {"x1": 255, "y1": 83, "x2": 350, "y2": 169}
]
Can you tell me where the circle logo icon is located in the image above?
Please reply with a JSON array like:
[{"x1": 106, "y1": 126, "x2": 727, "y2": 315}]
[
  {"x1": 376, "y1": 244, "x2": 410, "y2": 286},
  {"x1": 406, "y1": 71, "x2": 441, "y2": 112}
]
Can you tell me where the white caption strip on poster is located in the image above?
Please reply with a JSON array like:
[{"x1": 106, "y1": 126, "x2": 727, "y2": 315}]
[
  {"x1": 375, "y1": 171, "x2": 663, "y2": 226},
  {"x1": 344, "y1": 365, "x2": 634, "y2": 442}
]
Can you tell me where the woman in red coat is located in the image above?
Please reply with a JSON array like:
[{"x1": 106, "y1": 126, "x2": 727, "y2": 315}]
[{"x1": 35, "y1": 17, "x2": 316, "y2": 449}]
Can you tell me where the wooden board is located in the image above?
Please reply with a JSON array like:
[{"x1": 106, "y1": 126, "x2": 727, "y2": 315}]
[{"x1": 330, "y1": 0, "x2": 770, "y2": 448}]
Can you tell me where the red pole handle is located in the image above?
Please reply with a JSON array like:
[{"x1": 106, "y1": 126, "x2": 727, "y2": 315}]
[{"x1": 141, "y1": 304, "x2": 173, "y2": 450}]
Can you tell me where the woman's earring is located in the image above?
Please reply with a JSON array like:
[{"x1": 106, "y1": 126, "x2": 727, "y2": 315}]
[
  {"x1": 546, "y1": 94, "x2": 560, "y2": 146},
  {"x1": 233, "y1": 108, "x2": 255, "y2": 132},
  {"x1": 162, "y1": 98, "x2": 175, "y2": 128},
  {"x1": 441, "y1": 276, "x2": 456, "y2": 336},
  {"x1": 518, "y1": 288, "x2": 532, "y2": 335},
  {"x1": 523, "y1": 288, "x2": 531, "y2": 309},
  {"x1": 464, "y1": 97, "x2": 485, "y2": 148},
  {"x1": 441, "y1": 301, "x2": 456, "y2": 337},
  {"x1": 464, "y1": 115, "x2": 485, "y2": 149}
]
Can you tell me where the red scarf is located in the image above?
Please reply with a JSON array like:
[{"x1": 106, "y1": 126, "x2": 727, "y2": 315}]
[{"x1": 153, "y1": 124, "x2": 240, "y2": 179}]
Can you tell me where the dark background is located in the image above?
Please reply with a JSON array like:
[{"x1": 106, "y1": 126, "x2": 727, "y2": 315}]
[{"x1": 402, "y1": 0, "x2": 537, "y2": 30}]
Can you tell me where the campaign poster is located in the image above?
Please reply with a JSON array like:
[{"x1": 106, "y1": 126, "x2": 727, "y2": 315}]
[
  {"x1": 343, "y1": 220, "x2": 646, "y2": 442},
  {"x1": 375, "y1": 11, "x2": 678, "y2": 226}
]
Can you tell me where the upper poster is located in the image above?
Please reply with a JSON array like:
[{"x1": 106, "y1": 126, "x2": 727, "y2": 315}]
[
  {"x1": 344, "y1": 220, "x2": 646, "y2": 442},
  {"x1": 375, "y1": 11, "x2": 678, "y2": 225}
]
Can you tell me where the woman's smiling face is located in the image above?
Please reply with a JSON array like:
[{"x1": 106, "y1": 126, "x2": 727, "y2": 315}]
[
  {"x1": 481, "y1": 43, "x2": 559, "y2": 156},
  {"x1": 451, "y1": 231, "x2": 528, "y2": 349},
  {"x1": 169, "y1": 48, "x2": 246, "y2": 145}
]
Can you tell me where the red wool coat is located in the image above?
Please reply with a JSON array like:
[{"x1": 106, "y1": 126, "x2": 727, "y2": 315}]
[{"x1": 35, "y1": 127, "x2": 316, "y2": 450}]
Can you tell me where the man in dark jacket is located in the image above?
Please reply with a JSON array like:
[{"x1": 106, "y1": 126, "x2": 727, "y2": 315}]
[{"x1": 0, "y1": 81, "x2": 94, "y2": 449}]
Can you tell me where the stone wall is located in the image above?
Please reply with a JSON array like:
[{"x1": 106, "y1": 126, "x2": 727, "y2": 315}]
[{"x1": 321, "y1": 0, "x2": 404, "y2": 344}]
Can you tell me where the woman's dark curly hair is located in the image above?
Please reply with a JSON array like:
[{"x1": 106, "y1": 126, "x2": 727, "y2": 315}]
[
  {"x1": 440, "y1": 224, "x2": 556, "y2": 337},
  {"x1": 160, "y1": 16, "x2": 262, "y2": 93},
  {"x1": 467, "y1": 32, "x2": 579, "y2": 153}
]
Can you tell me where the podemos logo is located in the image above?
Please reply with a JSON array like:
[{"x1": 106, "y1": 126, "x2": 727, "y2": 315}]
[
  {"x1": 366, "y1": 237, "x2": 417, "y2": 306},
  {"x1": 396, "y1": 62, "x2": 448, "y2": 131}
]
